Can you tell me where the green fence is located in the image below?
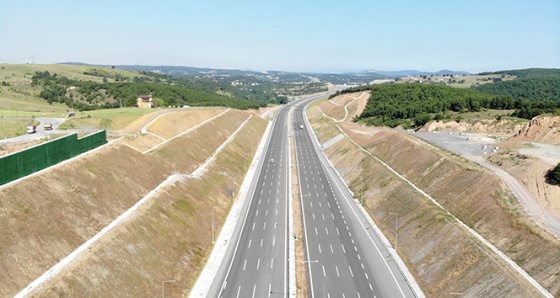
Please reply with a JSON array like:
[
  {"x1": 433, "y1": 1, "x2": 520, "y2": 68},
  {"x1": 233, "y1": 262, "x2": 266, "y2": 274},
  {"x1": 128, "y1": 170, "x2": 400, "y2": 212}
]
[{"x1": 0, "y1": 130, "x2": 107, "y2": 186}]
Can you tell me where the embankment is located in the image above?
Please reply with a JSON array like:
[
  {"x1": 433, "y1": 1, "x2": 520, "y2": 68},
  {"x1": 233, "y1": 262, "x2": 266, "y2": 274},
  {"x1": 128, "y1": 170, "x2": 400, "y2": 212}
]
[
  {"x1": 0, "y1": 109, "x2": 267, "y2": 297},
  {"x1": 306, "y1": 103, "x2": 560, "y2": 297}
]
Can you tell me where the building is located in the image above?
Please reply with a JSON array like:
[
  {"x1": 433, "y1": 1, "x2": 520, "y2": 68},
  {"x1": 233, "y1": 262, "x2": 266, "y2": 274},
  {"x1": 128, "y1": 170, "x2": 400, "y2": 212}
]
[{"x1": 137, "y1": 95, "x2": 153, "y2": 108}]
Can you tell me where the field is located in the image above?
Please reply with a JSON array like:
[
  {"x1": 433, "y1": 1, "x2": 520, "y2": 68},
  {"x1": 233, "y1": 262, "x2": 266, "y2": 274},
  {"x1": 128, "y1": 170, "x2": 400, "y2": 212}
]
[{"x1": 396, "y1": 74, "x2": 517, "y2": 88}]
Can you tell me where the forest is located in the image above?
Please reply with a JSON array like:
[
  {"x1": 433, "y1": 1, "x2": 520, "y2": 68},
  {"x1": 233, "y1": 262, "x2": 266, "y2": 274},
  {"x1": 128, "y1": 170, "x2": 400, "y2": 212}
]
[
  {"x1": 32, "y1": 71, "x2": 264, "y2": 111},
  {"x1": 336, "y1": 83, "x2": 560, "y2": 128}
]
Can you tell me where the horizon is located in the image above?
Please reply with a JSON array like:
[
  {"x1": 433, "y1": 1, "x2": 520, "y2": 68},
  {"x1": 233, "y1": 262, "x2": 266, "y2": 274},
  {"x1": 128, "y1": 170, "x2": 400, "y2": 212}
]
[{"x1": 1, "y1": 1, "x2": 559, "y2": 73}]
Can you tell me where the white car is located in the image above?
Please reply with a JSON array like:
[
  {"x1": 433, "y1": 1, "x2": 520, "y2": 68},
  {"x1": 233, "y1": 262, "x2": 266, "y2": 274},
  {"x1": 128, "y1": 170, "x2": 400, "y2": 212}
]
[{"x1": 270, "y1": 159, "x2": 275, "y2": 163}]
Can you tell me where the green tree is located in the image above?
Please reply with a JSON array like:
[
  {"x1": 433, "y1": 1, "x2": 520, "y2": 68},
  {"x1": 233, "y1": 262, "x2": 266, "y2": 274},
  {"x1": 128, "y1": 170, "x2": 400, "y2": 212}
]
[{"x1": 546, "y1": 163, "x2": 560, "y2": 185}]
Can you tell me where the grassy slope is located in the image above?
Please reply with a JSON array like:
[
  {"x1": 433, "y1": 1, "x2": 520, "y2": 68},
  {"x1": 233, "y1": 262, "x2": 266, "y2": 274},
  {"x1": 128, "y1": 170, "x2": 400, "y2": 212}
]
[
  {"x1": 0, "y1": 64, "x2": 156, "y2": 138},
  {"x1": 306, "y1": 99, "x2": 560, "y2": 296},
  {"x1": 0, "y1": 109, "x2": 266, "y2": 297}
]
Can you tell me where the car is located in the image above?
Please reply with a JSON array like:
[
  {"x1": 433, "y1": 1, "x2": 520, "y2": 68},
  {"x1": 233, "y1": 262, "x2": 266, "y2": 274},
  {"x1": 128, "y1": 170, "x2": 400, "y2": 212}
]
[{"x1": 270, "y1": 158, "x2": 275, "y2": 163}]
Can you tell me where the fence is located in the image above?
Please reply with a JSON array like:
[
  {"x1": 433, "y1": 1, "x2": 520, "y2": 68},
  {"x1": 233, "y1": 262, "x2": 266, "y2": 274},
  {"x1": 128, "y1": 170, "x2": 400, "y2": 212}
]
[{"x1": 0, "y1": 130, "x2": 107, "y2": 186}]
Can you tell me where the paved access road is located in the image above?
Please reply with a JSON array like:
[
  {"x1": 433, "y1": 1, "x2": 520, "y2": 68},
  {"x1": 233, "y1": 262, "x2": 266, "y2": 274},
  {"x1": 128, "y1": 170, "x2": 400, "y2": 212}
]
[
  {"x1": 209, "y1": 106, "x2": 291, "y2": 298},
  {"x1": 293, "y1": 100, "x2": 417, "y2": 298}
]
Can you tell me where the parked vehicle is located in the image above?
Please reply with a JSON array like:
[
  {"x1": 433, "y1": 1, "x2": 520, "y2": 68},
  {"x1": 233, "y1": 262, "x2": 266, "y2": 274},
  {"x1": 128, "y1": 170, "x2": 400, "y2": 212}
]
[
  {"x1": 44, "y1": 123, "x2": 53, "y2": 130},
  {"x1": 26, "y1": 126, "x2": 37, "y2": 134}
]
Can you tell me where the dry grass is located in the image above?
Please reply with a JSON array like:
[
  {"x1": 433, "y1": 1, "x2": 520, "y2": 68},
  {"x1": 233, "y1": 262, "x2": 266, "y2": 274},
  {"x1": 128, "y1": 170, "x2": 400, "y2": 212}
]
[
  {"x1": 306, "y1": 106, "x2": 560, "y2": 296},
  {"x1": 0, "y1": 109, "x2": 267, "y2": 297},
  {"x1": 33, "y1": 115, "x2": 267, "y2": 297}
]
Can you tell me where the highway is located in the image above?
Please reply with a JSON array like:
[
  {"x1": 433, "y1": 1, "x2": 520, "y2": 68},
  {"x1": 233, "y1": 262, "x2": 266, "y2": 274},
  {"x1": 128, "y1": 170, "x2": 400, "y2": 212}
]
[
  {"x1": 207, "y1": 92, "x2": 418, "y2": 297},
  {"x1": 209, "y1": 105, "x2": 291, "y2": 298},
  {"x1": 293, "y1": 99, "x2": 417, "y2": 297}
]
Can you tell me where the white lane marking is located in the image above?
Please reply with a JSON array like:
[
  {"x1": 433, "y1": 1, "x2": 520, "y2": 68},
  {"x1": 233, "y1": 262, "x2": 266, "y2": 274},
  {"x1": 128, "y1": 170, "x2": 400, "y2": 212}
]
[
  {"x1": 248, "y1": 239, "x2": 252, "y2": 248},
  {"x1": 325, "y1": 227, "x2": 329, "y2": 235},
  {"x1": 365, "y1": 272, "x2": 369, "y2": 280},
  {"x1": 315, "y1": 227, "x2": 318, "y2": 235},
  {"x1": 336, "y1": 227, "x2": 340, "y2": 235},
  {"x1": 330, "y1": 244, "x2": 334, "y2": 253},
  {"x1": 361, "y1": 263, "x2": 365, "y2": 269},
  {"x1": 271, "y1": 257, "x2": 274, "y2": 269},
  {"x1": 256, "y1": 210, "x2": 259, "y2": 216},
  {"x1": 331, "y1": 213, "x2": 335, "y2": 220},
  {"x1": 357, "y1": 254, "x2": 361, "y2": 260},
  {"x1": 252, "y1": 223, "x2": 256, "y2": 231},
  {"x1": 318, "y1": 244, "x2": 322, "y2": 254},
  {"x1": 243, "y1": 259, "x2": 247, "y2": 271},
  {"x1": 263, "y1": 222, "x2": 266, "y2": 230},
  {"x1": 265, "y1": 209, "x2": 268, "y2": 216},
  {"x1": 312, "y1": 213, "x2": 315, "y2": 220},
  {"x1": 322, "y1": 213, "x2": 325, "y2": 220},
  {"x1": 369, "y1": 284, "x2": 373, "y2": 291},
  {"x1": 268, "y1": 284, "x2": 271, "y2": 297},
  {"x1": 252, "y1": 284, "x2": 256, "y2": 298},
  {"x1": 341, "y1": 244, "x2": 346, "y2": 254},
  {"x1": 349, "y1": 266, "x2": 354, "y2": 277},
  {"x1": 336, "y1": 266, "x2": 340, "y2": 277},
  {"x1": 273, "y1": 237, "x2": 275, "y2": 247},
  {"x1": 257, "y1": 258, "x2": 261, "y2": 270},
  {"x1": 322, "y1": 265, "x2": 326, "y2": 277},
  {"x1": 276, "y1": 208, "x2": 278, "y2": 215},
  {"x1": 310, "y1": 202, "x2": 313, "y2": 207},
  {"x1": 236, "y1": 286, "x2": 241, "y2": 298},
  {"x1": 259, "y1": 198, "x2": 262, "y2": 204},
  {"x1": 318, "y1": 202, "x2": 322, "y2": 207},
  {"x1": 260, "y1": 238, "x2": 264, "y2": 247}
]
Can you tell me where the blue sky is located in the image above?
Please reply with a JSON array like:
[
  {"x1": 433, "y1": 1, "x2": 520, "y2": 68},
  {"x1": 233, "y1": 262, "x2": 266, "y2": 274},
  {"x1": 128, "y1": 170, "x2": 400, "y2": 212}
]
[{"x1": 1, "y1": 0, "x2": 559, "y2": 73}]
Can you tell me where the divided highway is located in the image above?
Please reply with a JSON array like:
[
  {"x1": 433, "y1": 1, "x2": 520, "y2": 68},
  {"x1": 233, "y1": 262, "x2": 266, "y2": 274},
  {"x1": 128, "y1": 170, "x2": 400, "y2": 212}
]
[{"x1": 207, "y1": 93, "x2": 418, "y2": 297}]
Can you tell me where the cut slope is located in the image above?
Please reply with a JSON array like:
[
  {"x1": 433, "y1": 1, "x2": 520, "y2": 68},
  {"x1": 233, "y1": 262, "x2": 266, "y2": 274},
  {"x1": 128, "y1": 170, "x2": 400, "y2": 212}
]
[
  {"x1": 0, "y1": 109, "x2": 261, "y2": 297},
  {"x1": 306, "y1": 102, "x2": 560, "y2": 296},
  {"x1": 28, "y1": 116, "x2": 268, "y2": 297}
]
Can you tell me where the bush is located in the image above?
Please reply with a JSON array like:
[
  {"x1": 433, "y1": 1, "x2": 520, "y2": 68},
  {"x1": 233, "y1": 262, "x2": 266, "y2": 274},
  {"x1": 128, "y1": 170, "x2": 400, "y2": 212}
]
[{"x1": 545, "y1": 163, "x2": 560, "y2": 185}]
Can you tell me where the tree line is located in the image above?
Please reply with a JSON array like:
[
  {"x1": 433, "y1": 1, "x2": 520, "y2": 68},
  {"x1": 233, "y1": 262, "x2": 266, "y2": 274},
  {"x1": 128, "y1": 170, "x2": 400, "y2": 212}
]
[
  {"x1": 334, "y1": 83, "x2": 560, "y2": 128},
  {"x1": 32, "y1": 71, "x2": 263, "y2": 111}
]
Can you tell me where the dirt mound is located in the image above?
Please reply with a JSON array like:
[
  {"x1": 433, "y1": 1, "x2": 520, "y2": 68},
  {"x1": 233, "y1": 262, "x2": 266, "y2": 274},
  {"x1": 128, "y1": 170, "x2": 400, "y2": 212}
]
[
  {"x1": 510, "y1": 116, "x2": 560, "y2": 145},
  {"x1": 419, "y1": 119, "x2": 524, "y2": 136}
]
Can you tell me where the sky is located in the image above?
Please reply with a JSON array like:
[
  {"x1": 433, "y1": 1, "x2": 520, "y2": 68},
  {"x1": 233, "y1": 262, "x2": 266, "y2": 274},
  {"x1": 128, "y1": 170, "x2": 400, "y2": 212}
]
[{"x1": 1, "y1": 0, "x2": 559, "y2": 73}]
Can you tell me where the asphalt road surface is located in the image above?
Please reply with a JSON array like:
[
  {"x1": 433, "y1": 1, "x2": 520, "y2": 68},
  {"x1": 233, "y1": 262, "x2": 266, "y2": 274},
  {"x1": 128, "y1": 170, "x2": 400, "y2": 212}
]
[
  {"x1": 209, "y1": 105, "x2": 291, "y2": 298},
  {"x1": 293, "y1": 99, "x2": 417, "y2": 298}
]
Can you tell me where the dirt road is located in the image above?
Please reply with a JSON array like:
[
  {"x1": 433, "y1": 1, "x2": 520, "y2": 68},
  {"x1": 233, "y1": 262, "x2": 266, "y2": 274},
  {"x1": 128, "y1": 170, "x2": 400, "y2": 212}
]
[{"x1": 412, "y1": 131, "x2": 560, "y2": 237}]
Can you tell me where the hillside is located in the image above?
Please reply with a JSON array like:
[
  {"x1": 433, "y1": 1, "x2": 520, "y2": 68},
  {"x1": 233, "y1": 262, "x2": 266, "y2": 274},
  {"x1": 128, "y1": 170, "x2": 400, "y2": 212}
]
[
  {"x1": 306, "y1": 95, "x2": 560, "y2": 296},
  {"x1": 0, "y1": 107, "x2": 268, "y2": 297}
]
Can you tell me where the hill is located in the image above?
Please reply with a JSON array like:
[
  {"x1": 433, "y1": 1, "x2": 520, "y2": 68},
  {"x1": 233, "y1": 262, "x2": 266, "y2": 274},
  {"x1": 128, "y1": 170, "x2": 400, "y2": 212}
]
[{"x1": 478, "y1": 68, "x2": 560, "y2": 79}]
